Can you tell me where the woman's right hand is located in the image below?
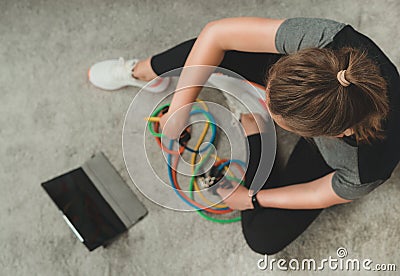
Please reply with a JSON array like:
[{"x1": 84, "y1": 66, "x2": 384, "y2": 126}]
[{"x1": 159, "y1": 109, "x2": 190, "y2": 139}]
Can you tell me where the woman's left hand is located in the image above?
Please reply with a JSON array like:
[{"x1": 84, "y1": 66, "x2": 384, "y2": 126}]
[{"x1": 216, "y1": 184, "x2": 254, "y2": 210}]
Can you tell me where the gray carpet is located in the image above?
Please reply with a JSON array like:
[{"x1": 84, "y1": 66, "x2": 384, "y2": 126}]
[{"x1": 1, "y1": 0, "x2": 399, "y2": 275}]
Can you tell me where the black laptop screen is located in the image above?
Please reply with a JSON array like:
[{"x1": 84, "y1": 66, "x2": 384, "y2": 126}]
[{"x1": 42, "y1": 168, "x2": 126, "y2": 251}]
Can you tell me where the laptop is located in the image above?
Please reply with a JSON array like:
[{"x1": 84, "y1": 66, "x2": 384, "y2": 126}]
[{"x1": 42, "y1": 152, "x2": 148, "y2": 251}]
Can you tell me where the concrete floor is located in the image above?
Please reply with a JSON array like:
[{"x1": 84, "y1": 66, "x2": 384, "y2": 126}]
[{"x1": 1, "y1": 0, "x2": 399, "y2": 275}]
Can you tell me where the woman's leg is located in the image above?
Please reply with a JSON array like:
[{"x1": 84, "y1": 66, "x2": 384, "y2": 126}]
[
  {"x1": 134, "y1": 38, "x2": 283, "y2": 86},
  {"x1": 240, "y1": 134, "x2": 334, "y2": 255}
]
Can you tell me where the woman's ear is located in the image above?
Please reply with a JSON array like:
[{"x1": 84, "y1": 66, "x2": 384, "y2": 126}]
[
  {"x1": 335, "y1": 128, "x2": 354, "y2": 138},
  {"x1": 342, "y1": 128, "x2": 354, "y2": 136}
]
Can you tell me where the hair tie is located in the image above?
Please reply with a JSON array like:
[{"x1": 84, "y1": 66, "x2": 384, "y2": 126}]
[{"x1": 337, "y1": 70, "x2": 351, "y2": 87}]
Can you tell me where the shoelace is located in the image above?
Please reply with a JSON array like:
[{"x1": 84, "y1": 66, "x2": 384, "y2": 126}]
[{"x1": 112, "y1": 57, "x2": 136, "y2": 81}]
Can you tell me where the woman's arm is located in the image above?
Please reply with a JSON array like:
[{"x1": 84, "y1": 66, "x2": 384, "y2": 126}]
[
  {"x1": 217, "y1": 172, "x2": 352, "y2": 210},
  {"x1": 160, "y1": 17, "x2": 285, "y2": 138},
  {"x1": 256, "y1": 172, "x2": 352, "y2": 209}
]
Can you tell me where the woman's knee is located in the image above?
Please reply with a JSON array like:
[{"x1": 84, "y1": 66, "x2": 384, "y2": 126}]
[
  {"x1": 240, "y1": 113, "x2": 266, "y2": 136},
  {"x1": 248, "y1": 242, "x2": 285, "y2": 255},
  {"x1": 241, "y1": 211, "x2": 287, "y2": 255},
  {"x1": 242, "y1": 228, "x2": 286, "y2": 255}
]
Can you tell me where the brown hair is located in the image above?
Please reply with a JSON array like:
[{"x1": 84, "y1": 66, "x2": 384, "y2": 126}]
[{"x1": 267, "y1": 47, "x2": 389, "y2": 143}]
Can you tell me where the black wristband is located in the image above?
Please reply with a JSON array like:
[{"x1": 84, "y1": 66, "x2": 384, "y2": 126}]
[{"x1": 251, "y1": 193, "x2": 261, "y2": 209}]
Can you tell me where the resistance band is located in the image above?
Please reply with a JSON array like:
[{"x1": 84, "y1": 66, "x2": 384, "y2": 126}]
[{"x1": 147, "y1": 100, "x2": 246, "y2": 223}]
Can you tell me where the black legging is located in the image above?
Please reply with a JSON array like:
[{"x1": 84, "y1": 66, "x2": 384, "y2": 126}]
[
  {"x1": 243, "y1": 134, "x2": 333, "y2": 254},
  {"x1": 150, "y1": 38, "x2": 334, "y2": 254}
]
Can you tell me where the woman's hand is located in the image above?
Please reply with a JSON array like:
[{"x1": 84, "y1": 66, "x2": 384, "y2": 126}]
[
  {"x1": 216, "y1": 184, "x2": 254, "y2": 211},
  {"x1": 159, "y1": 109, "x2": 190, "y2": 139},
  {"x1": 158, "y1": 112, "x2": 173, "y2": 138}
]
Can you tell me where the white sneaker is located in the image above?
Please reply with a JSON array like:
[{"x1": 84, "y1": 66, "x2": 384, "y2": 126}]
[{"x1": 88, "y1": 57, "x2": 170, "y2": 93}]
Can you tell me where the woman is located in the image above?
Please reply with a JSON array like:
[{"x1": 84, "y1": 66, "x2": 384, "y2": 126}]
[{"x1": 89, "y1": 17, "x2": 400, "y2": 254}]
